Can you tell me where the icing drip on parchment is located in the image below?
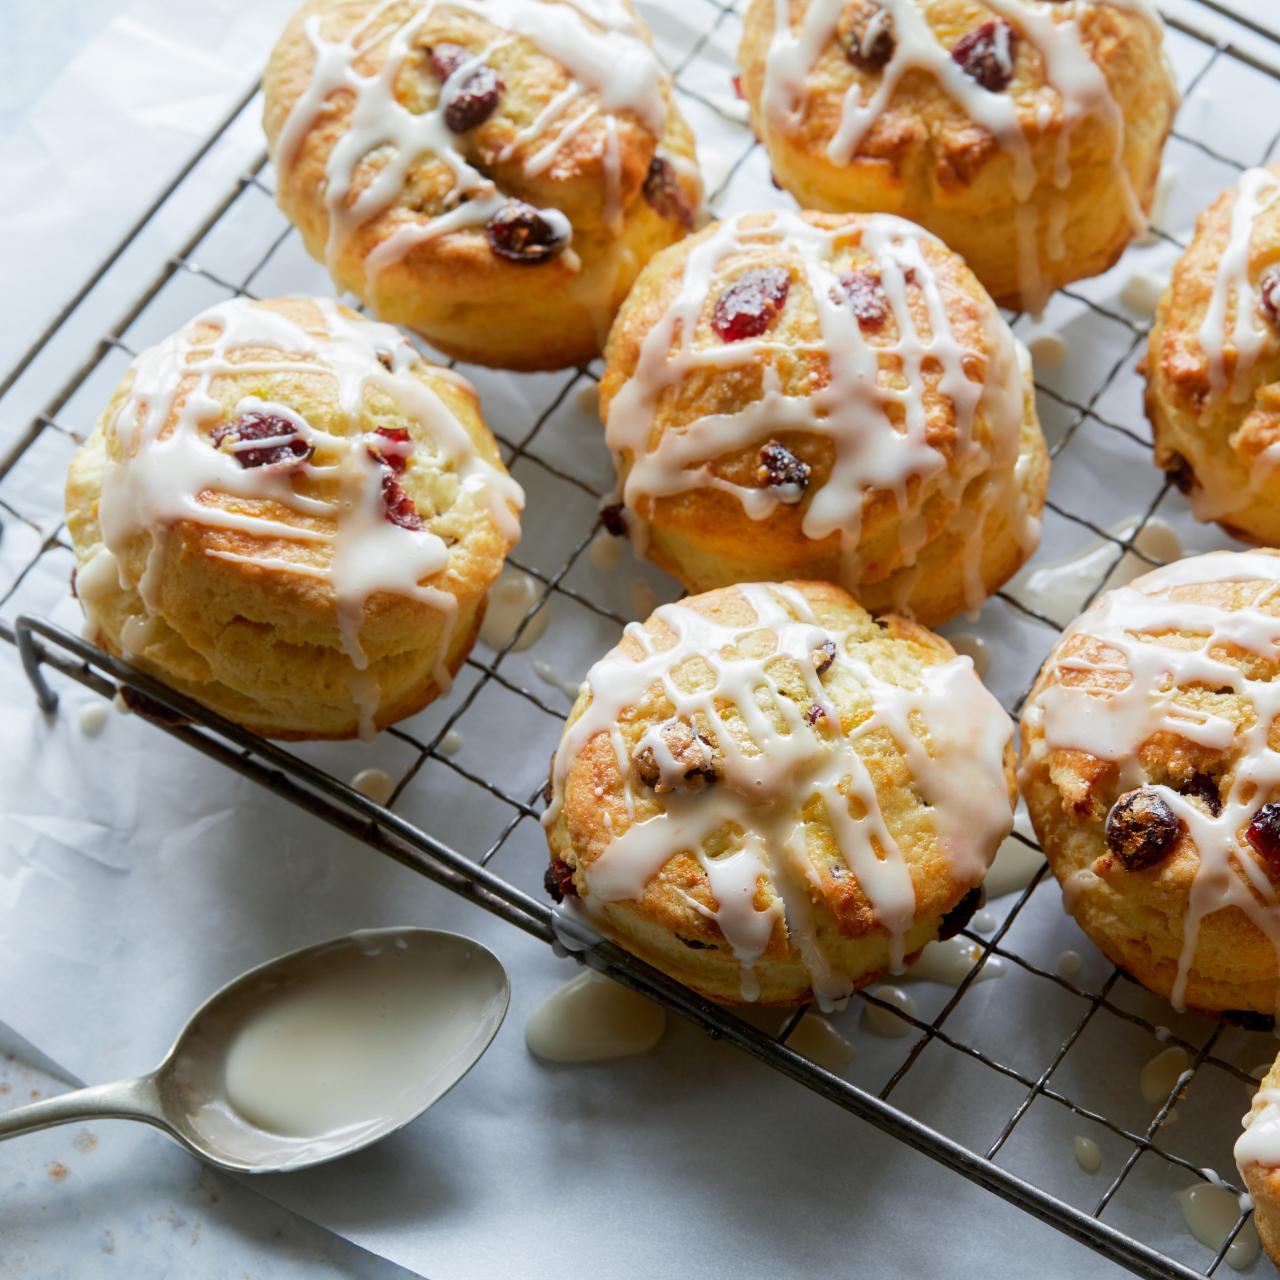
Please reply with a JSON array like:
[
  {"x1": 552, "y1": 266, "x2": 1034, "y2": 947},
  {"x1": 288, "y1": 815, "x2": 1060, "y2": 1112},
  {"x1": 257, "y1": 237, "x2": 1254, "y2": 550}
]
[
  {"x1": 272, "y1": 0, "x2": 672, "y2": 283},
  {"x1": 604, "y1": 209, "x2": 1037, "y2": 614},
  {"x1": 1023, "y1": 551, "x2": 1280, "y2": 1013},
  {"x1": 543, "y1": 583, "x2": 1012, "y2": 1007},
  {"x1": 87, "y1": 297, "x2": 522, "y2": 738},
  {"x1": 759, "y1": 0, "x2": 1165, "y2": 311}
]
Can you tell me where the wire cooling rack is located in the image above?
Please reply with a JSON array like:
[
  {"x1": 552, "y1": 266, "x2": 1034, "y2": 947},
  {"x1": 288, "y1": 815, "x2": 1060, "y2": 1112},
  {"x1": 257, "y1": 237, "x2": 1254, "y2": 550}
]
[{"x1": 5, "y1": 3, "x2": 1280, "y2": 1276}]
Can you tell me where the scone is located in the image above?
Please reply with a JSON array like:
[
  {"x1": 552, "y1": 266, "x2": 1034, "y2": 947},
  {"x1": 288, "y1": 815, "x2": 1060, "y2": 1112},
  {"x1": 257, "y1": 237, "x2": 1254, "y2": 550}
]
[
  {"x1": 542, "y1": 580, "x2": 1016, "y2": 1007},
  {"x1": 1020, "y1": 550, "x2": 1280, "y2": 1019},
  {"x1": 66, "y1": 296, "x2": 523, "y2": 740},
  {"x1": 599, "y1": 208, "x2": 1048, "y2": 627},
  {"x1": 1238, "y1": 1055, "x2": 1280, "y2": 1268},
  {"x1": 737, "y1": 0, "x2": 1178, "y2": 312},
  {"x1": 262, "y1": 0, "x2": 702, "y2": 371},
  {"x1": 1147, "y1": 166, "x2": 1280, "y2": 545}
]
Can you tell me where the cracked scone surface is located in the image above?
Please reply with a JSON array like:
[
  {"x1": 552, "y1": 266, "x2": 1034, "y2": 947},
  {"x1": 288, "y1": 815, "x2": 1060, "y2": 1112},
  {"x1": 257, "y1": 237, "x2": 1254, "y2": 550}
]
[
  {"x1": 600, "y1": 208, "x2": 1047, "y2": 628},
  {"x1": 543, "y1": 580, "x2": 1015, "y2": 1006},
  {"x1": 1020, "y1": 550, "x2": 1280, "y2": 1017},
  {"x1": 1147, "y1": 165, "x2": 1280, "y2": 546},
  {"x1": 65, "y1": 296, "x2": 522, "y2": 740},
  {"x1": 737, "y1": 0, "x2": 1177, "y2": 310},
  {"x1": 262, "y1": 0, "x2": 702, "y2": 371}
]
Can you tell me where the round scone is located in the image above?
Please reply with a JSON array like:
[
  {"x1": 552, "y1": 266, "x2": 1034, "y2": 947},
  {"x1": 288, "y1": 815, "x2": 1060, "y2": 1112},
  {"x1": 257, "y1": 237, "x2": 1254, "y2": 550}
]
[
  {"x1": 1020, "y1": 550, "x2": 1280, "y2": 1019},
  {"x1": 66, "y1": 296, "x2": 523, "y2": 740},
  {"x1": 599, "y1": 208, "x2": 1047, "y2": 627},
  {"x1": 1147, "y1": 166, "x2": 1280, "y2": 545},
  {"x1": 262, "y1": 0, "x2": 702, "y2": 371},
  {"x1": 542, "y1": 580, "x2": 1016, "y2": 1006},
  {"x1": 737, "y1": 0, "x2": 1178, "y2": 311},
  {"x1": 1238, "y1": 1055, "x2": 1280, "y2": 1268}
]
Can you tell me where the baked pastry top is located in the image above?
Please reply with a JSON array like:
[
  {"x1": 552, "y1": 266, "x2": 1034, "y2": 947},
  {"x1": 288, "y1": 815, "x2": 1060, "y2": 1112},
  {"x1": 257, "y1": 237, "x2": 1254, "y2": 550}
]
[
  {"x1": 600, "y1": 207, "x2": 1047, "y2": 627},
  {"x1": 66, "y1": 295, "x2": 523, "y2": 740},
  {"x1": 543, "y1": 579, "x2": 1015, "y2": 1007},
  {"x1": 1147, "y1": 165, "x2": 1280, "y2": 546},
  {"x1": 1020, "y1": 550, "x2": 1280, "y2": 1017},
  {"x1": 262, "y1": 0, "x2": 702, "y2": 370},
  {"x1": 737, "y1": 0, "x2": 1178, "y2": 311}
]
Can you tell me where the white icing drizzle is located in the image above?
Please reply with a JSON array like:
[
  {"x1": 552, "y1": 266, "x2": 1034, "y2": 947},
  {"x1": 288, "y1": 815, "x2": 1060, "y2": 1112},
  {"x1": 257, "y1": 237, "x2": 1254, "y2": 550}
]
[
  {"x1": 1197, "y1": 167, "x2": 1280, "y2": 401},
  {"x1": 1176, "y1": 1183, "x2": 1261, "y2": 1270},
  {"x1": 1238, "y1": 1085, "x2": 1280, "y2": 1169},
  {"x1": 272, "y1": 0, "x2": 668, "y2": 283},
  {"x1": 89, "y1": 297, "x2": 522, "y2": 738},
  {"x1": 544, "y1": 583, "x2": 1012, "y2": 1007},
  {"x1": 758, "y1": 0, "x2": 1164, "y2": 311},
  {"x1": 604, "y1": 210, "x2": 1036, "y2": 611},
  {"x1": 1025, "y1": 551, "x2": 1280, "y2": 1013}
]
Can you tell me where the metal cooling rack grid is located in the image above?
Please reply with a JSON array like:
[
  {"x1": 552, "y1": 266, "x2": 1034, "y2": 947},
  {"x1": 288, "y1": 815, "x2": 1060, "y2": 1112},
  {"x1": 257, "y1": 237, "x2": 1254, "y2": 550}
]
[{"x1": 2, "y1": 4, "x2": 1280, "y2": 1276}]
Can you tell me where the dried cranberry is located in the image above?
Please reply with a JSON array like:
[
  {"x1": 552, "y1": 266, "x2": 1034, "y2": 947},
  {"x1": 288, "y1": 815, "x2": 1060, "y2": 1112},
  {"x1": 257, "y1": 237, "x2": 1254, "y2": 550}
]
[
  {"x1": 375, "y1": 349, "x2": 395, "y2": 371},
  {"x1": 443, "y1": 65, "x2": 503, "y2": 132},
  {"x1": 599, "y1": 502, "x2": 628, "y2": 537},
  {"x1": 1259, "y1": 266, "x2": 1280, "y2": 328},
  {"x1": 677, "y1": 935, "x2": 714, "y2": 950},
  {"x1": 381, "y1": 472, "x2": 424, "y2": 531},
  {"x1": 1165, "y1": 451, "x2": 1195, "y2": 494},
  {"x1": 731, "y1": 73, "x2": 745, "y2": 100},
  {"x1": 1223, "y1": 1009, "x2": 1276, "y2": 1032},
  {"x1": 756, "y1": 440, "x2": 810, "y2": 501},
  {"x1": 634, "y1": 720, "x2": 718, "y2": 792},
  {"x1": 806, "y1": 704, "x2": 827, "y2": 727},
  {"x1": 212, "y1": 411, "x2": 312, "y2": 469},
  {"x1": 544, "y1": 857, "x2": 577, "y2": 903},
  {"x1": 1105, "y1": 789, "x2": 1181, "y2": 870},
  {"x1": 1247, "y1": 803, "x2": 1280, "y2": 865},
  {"x1": 69, "y1": 566, "x2": 78, "y2": 600},
  {"x1": 951, "y1": 20, "x2": 1018, "y2": 93},
  {"x1": 426, "y1": 43, "x2": 467, "y2": 81},
  {"x1": 813, "y1": 638, "x2": 837, "y2": 676},
  {"x1": 938, "y1": 886, "x2": 984, "y2": 940},
  {"x1": 485, "y1": 200, "x2": 568, "y2": 264},
  {"x1": 642, "y1": 155, "x2": 693, "y2": 228},
  {"x1": 368, "y1": 426, "x2": 412, "y2": 473},
  {"x1": 712, "y1": 267, "x2": 790, "y2": 342},
  {"x1": 1180, "y1": 773, "x2": 1221, "y2": 817},
  {"x1": 844, "y1": 3, "x2": 895, "y2": 71},
  {"x1": 833, "y1": 268, "x2": 890, "y2": 329}
]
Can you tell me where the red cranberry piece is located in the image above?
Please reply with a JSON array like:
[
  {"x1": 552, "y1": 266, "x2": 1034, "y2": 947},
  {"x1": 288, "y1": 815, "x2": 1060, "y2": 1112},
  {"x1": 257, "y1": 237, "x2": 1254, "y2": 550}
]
[
  {"x1": 1259, "y1": 266, "x2": 1280, "y2": 328},
  {"x1": 212, "y1": 411, "x2": 313, "y2": 469},
  {"x1": 544, "y1": 857, "x2": 578, "y2": 902},
  {"x1": 832, "y1": 268, "x2": 889, "y2": 329},
  {"x1": 485, "y1": 200, "x2": 568, "y2": 264},
  {"x1": 1247, "y1": 803, "x2": 1280, "y2": 865},
  {"x1": 1180, "y1": 773, "x2": 1221, "y2": 817},
  {"x1": 69, "y1": 566, "x2": 78, "y2": 600},
  {"x1": 756, "y1": 440, "x2": 810, "y2": 502},
  {"x1": 1165, "y1": 451, "x2": 1195, "y2": 494},
  {"x1": 1105, "y1": 789, "x2": 1181, "y2": 870},
  {"x1": 813, "y1": 637, "x2": 837, "y2": 676},
  {"x1": 642, "y1": 155, "x2": 693, "y2": 228},
  {"x1": 444, "y1": 65, "x2": 503, "y2": 133},
  {"x1": 427, "y1": 43, "x2": 468, "y2": 81},
  {"x1": 731, "y1": 74, "x2": 745, "y2": 100},
  {"x1": 951, "y1": 20, "x2": 1018, "y2": 92},
  {"x1": 599, "y1": 502, "x2": 628, "y2": 537},
  {"x1": 381, "y1": 472, "x2": 424, "y2": 531},
  {"x1": 806, "y1": 704, "x2": 826, "y2": 727},
  {"x1": 938, "y1": 886, "x2": 984, "y2": 940},
  {"x1": 368, "y1": 426, "x2": 413, "y2": 473},
  {"x1": 844, "y1": 3, "x2": 895, "y2": 71},
  {"x1": 712, "y1": 267, "x2": 790, "y2": 342}
]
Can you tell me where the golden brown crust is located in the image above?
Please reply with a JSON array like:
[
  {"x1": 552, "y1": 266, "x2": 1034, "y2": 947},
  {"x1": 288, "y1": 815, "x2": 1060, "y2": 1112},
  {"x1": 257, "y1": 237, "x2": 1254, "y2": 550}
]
[
  {"x1": 1243, "y1": 1056, "x2": 1280, "y2": 1270},
  {"x1": 65, "y1": 296, "x2": 520, "y2": 739},
  {"x1": 600, "y1": 210, "x2": 1048, "y2": 627},
  {"x1": 1147, "y1": 164, "x2": 1280, "y2": 545},
  {"x1": 737, "y1": 0, "x2": 1178, "y2": 308},
  {"x1": 545, "y1": 580, "x2": 1017, "y2": 1005},
  {"x1": 262, "y1": 0, "x2": 701, "y2": 370}
]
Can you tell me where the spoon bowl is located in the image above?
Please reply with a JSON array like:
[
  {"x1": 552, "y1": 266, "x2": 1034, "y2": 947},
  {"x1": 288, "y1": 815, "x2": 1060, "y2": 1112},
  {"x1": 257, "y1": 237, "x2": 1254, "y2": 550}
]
[{"x1": 0, "y1": 928, "x2": 509, "y2": 1173}]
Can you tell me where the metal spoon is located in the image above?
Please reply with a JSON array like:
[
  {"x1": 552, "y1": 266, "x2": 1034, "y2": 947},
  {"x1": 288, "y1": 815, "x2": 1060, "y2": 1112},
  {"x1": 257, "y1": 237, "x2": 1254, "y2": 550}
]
[{"x1": 0, "y1": 928, "x2": 509, "y2": 1173}]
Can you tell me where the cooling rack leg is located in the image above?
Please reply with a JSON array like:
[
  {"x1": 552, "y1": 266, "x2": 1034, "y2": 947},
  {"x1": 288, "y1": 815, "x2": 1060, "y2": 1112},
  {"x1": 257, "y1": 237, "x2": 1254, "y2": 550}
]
[{"x1": 16, "y1": 616, "x2": 60, "y2": 714}]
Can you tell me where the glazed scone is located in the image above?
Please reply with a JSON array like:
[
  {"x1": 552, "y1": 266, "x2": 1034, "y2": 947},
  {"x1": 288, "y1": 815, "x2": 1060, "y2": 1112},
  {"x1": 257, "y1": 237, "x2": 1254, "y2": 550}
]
[
  {"x1": 66, "y1": 296, "x2": 523, "y2": 740},
  {"x1": 1020, "y1": 550, "x2": 1280, "y2": 1019},
  {"x1": 737, "y1": 0, "x2": 1178, "y2": 312},
  {"x1": 262, "y1": 0, "x2": 702, "y2": 371},
  {"x1": 542, "y1": 580, "x2": 1016, "y2": 1006},
  {"x1": 1238, "y1": 1055, "x2": 1280, "y2": 1268},
  {"x1": 599, "y1": 208, "x2": 1047, "y2": 627},
  {"x1": 1147, "y1": 166, "x2": 1280, "y2": 545}
]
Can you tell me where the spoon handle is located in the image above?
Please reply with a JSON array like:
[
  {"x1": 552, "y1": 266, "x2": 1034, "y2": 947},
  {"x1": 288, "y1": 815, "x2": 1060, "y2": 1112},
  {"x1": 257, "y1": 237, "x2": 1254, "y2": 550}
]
[{"x1": 0, "y1": 1074, "x2": 164, "y2": 1142}]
